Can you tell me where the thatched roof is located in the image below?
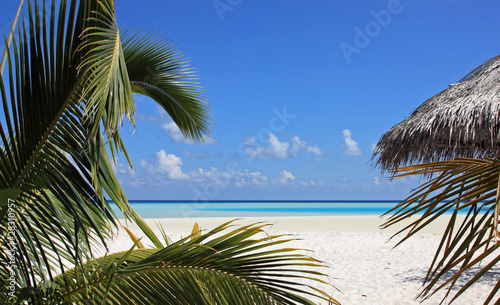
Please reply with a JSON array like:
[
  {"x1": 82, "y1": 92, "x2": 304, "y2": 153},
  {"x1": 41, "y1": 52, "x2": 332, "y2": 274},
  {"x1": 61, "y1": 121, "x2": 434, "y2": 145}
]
[{"x1": 373, "y1": 55, "x2": 500, "y2": 172}]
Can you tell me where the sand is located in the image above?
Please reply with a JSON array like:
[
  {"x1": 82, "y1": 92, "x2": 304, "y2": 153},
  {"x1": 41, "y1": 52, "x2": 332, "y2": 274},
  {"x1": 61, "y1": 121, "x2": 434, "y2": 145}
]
[{"x1": 103, "y1": 215, "x2": 500, "y2": 305}]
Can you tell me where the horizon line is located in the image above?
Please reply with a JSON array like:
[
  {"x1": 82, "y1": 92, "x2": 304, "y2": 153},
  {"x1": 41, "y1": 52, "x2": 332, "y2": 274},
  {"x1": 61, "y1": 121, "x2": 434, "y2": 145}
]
[{"x1": 107, "y1": 199, "x2": 403, "y2": 203}]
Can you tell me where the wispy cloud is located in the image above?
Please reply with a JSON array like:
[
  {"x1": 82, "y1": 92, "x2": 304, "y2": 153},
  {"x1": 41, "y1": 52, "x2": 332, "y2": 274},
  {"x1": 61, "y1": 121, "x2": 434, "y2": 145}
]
[
  {"x1": 182, "y1": 149, "x2": 210, "y2": 159},
  {"x1": 161, "y1": 122, "x2": 218, "y2": 145},
  {"x1": 244, "y1": 133, "x2": 324, "y2": 161},
  {"x1": 135, "y1": 109, "x2": 163, "y2": 123},
  {"x1": 136, "y1": 108, "x2": 217, "y2": 145},
  {"x1": 342, "y1": 129, "x2": 362, "y2": 156},
  {"x1": 306, "y1": 145, "x2": 325, "y2": 162},
  {"x1": 133, "y1": 150, "x2": 322, "y2": 189},
  {"x1": 192, "y1": 168, "x2": 271, "y2": 187},
  {"x1": 272, "y1": 170, "x2": 295, "y2": 185}
]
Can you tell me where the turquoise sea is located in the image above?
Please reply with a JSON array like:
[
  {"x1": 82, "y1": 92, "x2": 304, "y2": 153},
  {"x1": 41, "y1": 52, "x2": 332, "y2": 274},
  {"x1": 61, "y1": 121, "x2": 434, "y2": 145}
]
[{"x1": 113, "y1": 200, "x2": 401, "y2": 219}]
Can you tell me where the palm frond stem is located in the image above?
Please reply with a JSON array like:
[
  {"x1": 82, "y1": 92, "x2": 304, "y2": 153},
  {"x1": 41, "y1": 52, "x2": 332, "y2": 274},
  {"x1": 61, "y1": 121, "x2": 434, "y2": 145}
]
[
  {"x1": 13, "y1": 73, "x2": 84, "y2": 190},
  {"x1": 0, "y1": 0, "x2": 25, "y2": 76}
]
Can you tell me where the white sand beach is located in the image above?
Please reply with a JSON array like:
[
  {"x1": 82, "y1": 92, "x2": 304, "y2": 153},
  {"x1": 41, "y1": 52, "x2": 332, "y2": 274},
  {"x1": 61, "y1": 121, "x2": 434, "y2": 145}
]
[{"x1": 105, "y1": 215, "x2": 499, "y2": 305}]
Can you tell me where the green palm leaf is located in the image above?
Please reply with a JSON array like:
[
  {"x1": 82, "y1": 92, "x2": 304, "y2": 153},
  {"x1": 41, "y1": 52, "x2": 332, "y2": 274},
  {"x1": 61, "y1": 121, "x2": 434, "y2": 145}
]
[
  {"x1": 48, "y1": 221, "x2": 339, "y2": 305},
  {"x1": 0, "y1": 0, "x2": 211, "y2": 301},
  {"x1": 0, "y1": 0, "x2": 122, "y2": 295},
  {"x1": 383, "y1": 158, "x2": 500, "y2": 304},
  {"x1": 122, "y1": 29, "x2": 212, "y2": 142},
  {"x1": 79, "y1": 0, "x2": 134, "y2": 140}
]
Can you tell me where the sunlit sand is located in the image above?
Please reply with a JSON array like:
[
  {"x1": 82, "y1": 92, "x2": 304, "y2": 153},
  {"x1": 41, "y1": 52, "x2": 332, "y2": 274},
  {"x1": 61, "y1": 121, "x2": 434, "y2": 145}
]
[{"x1": 100, "y1": 215, "x2": 499, "y2": 304}]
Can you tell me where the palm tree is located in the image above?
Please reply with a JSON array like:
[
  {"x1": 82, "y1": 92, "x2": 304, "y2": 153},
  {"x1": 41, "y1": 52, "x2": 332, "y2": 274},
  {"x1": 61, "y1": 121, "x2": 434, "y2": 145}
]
[{"x1": 0, "y1": 0, "x2": 338, "y2": 304}]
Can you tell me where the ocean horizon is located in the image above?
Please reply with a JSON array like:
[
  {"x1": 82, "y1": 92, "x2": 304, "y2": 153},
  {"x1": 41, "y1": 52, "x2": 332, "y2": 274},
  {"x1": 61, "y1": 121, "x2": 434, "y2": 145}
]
[
  {"x1": 110, "y1": 200, "x2": 411, "y2": 219},
  {"x1": 107, "y1": 200, "x2": 490, "y2": 219}
]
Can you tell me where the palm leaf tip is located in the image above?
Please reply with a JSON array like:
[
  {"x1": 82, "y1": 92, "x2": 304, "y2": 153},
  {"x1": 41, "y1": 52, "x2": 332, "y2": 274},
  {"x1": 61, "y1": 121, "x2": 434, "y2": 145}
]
[{"x1": 123, "y1": 226, "x2": 145, "y2": 249}]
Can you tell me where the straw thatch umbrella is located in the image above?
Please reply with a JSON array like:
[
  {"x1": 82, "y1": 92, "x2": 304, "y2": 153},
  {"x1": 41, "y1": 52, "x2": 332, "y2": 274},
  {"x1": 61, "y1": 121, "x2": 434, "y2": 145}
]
[{"x1": 373, "y1": 55, "x2": 500, "y2": 172}]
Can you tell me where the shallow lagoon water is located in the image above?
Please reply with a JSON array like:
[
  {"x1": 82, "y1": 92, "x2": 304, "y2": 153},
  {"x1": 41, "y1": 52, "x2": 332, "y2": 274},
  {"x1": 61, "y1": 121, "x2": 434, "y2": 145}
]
[{"x1": 112, "y1": 201, "x2": 401, "y2": 218}]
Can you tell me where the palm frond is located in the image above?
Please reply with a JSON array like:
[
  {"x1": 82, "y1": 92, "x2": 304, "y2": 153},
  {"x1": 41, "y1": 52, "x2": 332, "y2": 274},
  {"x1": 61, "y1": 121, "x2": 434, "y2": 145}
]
[
  {"x1": 79, "y1": 0, "x2": 134, "y2": 141},
  {"x1": 0, "y1": 0, "x2": 139, "y2": 299},
  {"x1": 383, "y1": 157, "x2": 500, "y2": 304},
  {"x1": 1, "y1": 3, "x2": 211, "y2": 299},
  {"x1": 49, "y1": 221, "x2": 339, "y2": 305},
  {"x1": 122, "y1": 29, "x2": 212, "y2": 142}
]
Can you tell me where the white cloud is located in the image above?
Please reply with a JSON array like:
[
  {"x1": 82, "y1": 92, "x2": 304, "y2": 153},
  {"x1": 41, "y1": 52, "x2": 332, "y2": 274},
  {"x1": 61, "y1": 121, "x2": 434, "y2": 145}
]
[
  {"x1": 273, "y1": 170, "x2": 296, "y2": 185},
  {"x1": 135, "y1": 106, "x2": 219, "y2": 145},
  {"x1": 162, "y1": 122, "x2": 219, "y2": 145},
  {"x1": 161, "y1": 122, "x2": 189, "y2": 144},
  {"x1": 137, "y1": 149, "x2": 322, "y2": 189},
  {"x1": 306, "y1": 145, "x2": 325, "y2": 161},
  {"x1": 266, "y1": 134, "x2": 290, "y2": 159},
  {"x1": 200, "y1": 136, "x2": 218, "y2": 145},
  {"x1": 244, "y1": 133, "x2": 324, "y2": 161},
  {"x1": 290, "y1": 136, "x2": 307, "y2": 156},
  {"x1": 373, "y1": 177, "x2": 381, "y2": 186},
  {"x1": 235, "y1": 170, "x2": 270, "y2": 187},
  {"x1": 190, "y1": 166, "x2": 315, "y2": 188},
  {"x1": 191, "y1": 167, "x2": 270, "y2": 187},
  {"x1": 113, "y1": 162, "x2": 145, "y2": 187},
  {"x1": 281, "y1": 170, "x2": 295, "y2": 180},
  {"x1": 245, "y1": 134, "x2": 289, "y2": 159},
  {"x1": 243, "y1": 136, "x2": 256, "y2": 147},
  {"x1": 342, "y1": 129, "x2": 362, "y2": 156},
  {"x1": 136, "y1": 108, "x2": 217, "y2": 145},
  {"x1": 113, "y1": 162, "x2": 134, "y2": 176},
  {"x1": 141, "y1": 150, "x2": 189, "y2": 180}
]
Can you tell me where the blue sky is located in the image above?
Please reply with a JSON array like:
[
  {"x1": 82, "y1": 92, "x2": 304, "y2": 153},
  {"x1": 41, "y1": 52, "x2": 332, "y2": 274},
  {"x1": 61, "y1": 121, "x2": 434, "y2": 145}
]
[{"x1": 1, "y1": 1, "x2": 499, "y2": 200}]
